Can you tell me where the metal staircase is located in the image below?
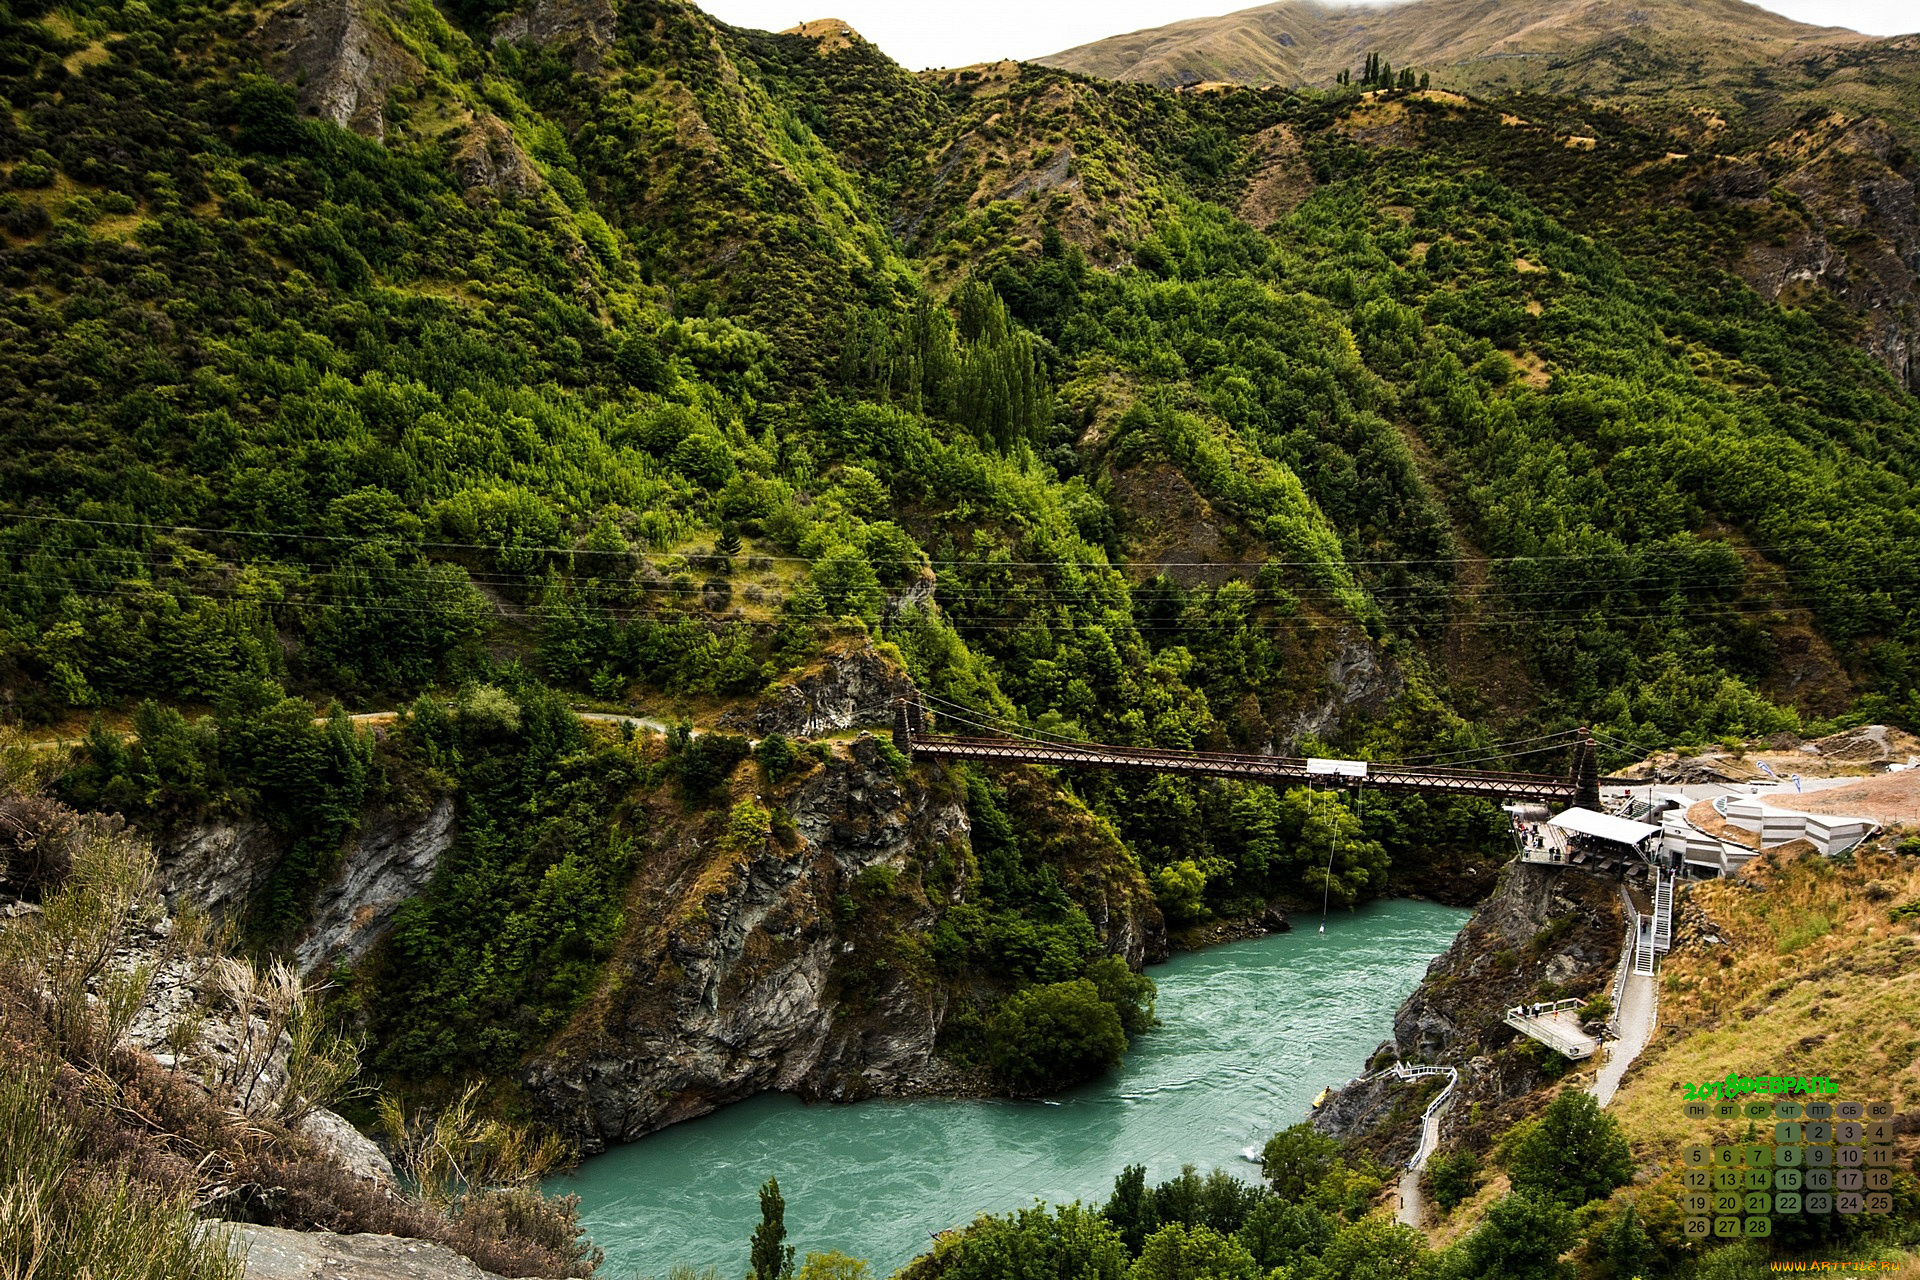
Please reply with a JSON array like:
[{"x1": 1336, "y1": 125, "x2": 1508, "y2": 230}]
[
  {"x1": 1633, "y1": 915, "x2": 1657, "y2": 976},
  {"x1": 1652, "y1": 870, "x2": 1674, "y2": 953}
]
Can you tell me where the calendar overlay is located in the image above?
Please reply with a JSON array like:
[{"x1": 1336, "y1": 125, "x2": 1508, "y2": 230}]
[{"x1": 1679, "y1": 1089, "x2": 1896, "y2": 1240}]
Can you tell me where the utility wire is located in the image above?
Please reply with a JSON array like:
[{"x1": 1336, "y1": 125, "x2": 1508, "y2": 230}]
[{"x1": 6, "y1": 512, "x2": 1916, "y2": 572}]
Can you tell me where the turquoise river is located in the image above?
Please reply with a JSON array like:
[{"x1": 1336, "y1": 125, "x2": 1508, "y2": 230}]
[{"x1": 554, "y1": 897, "x2": 1471, "y2": 1277}]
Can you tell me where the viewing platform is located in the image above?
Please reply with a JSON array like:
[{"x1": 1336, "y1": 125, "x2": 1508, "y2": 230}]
[
  {"x1": 1504, "y1": 997, "x2": 1598, "y2": 1060},
  {"x1": 1505, "y1": 804, "x2": 1659, "y2": 871},
  {"x1": 1508, "y1": 806, "x2": 1571, "y2": 865}
]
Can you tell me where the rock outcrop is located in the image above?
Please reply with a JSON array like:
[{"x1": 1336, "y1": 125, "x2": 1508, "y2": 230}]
[
  {"x1": 720, "y1": 641, "x2": 917, "y2": 738},
  {"x1": 524, "y1": 736, "x2": 968, "y2": 1150},
  {"x1": 154, "y1": 802, "x2": 457, "y2": 978},
  {"x1": 492, "y1": 0, "x2": 617, "y2": 71},
  {"x1": 524, "y1": 737, "x2": 1163, "y2": 1151},
  {"x1": 1279, "y1": 629, "x2": 1404, "y2": 747},
  {"x1": 451, "y1": 117, "x2": 544, "y2": 202},
  {"x1": 153, "y1": 817, "x2": 281, "y2": 924},
  {"x1": 256, "y1": 0, "x2": 420, "y2": 141},
  {"x1": 1729, "y1": 117, "x2": 1920, "y2": 392},
  {"x1": 215, "y1": 1224, "x2": 539, "y2": 1280},
  {"x1": 117, "y1": 904, "x2": 393, "y2": 1188},
  {"x1": 296, "y1": 799, "x2": 456, "y2": 975}
]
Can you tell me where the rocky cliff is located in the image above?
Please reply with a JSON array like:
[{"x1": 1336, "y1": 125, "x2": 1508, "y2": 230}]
[
  {"x1": 718, "y1": 640, "x2": 917, "y2": 738},
  {"x1": 256, "y1": 0, "x2": 420, "y2": 141},
  {"x1": 1720, "y1": 116, "x2": 1920, "y2": 392},
  {"x1": 525, "y1": 737, "x2": 1164, "y2": 1151},
  {"x1": 152, "y1": 800, "x2": 459, "y2": 978},
  {"x1": 1313, "y1": 859, "x2": 1624, "y2": 1163}
]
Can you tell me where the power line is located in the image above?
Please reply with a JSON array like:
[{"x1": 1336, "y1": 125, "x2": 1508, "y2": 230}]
[
  {"x1": 6, "y1": 512, "x2": 1917, "y2": 573},
  {"x1": 3, "y1": 568, "x2": 1873, "y2": 637}
]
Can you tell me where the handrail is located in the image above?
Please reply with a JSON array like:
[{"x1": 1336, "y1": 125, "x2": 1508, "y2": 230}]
[
  {"x1": 1604, "y1": 917, "x2": 1633, "y2": 1039},
  {"x1": 1388, "y1": 1063, "x2": 1460, "y2": 1171}
]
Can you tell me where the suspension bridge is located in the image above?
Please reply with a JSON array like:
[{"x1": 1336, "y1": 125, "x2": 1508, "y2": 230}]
[{"x1": 891, "y1": 700, "x2": 1606, "y2": 807}]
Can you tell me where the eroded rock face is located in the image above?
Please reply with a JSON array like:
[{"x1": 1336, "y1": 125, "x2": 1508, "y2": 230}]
[
  {"x1": 721, "y1": 642, "x2": 917, "y2": 738},
  {"x1": 1279, "y1": 630, "x2": 1404, "y2": 747},
  {"x1": 1731, "y1": 118, "x2": 1920, "y2": 391},
  {"x1": 524, "y1": 738, "x2": 1162, "y2": 1152},
  {"x1": 153, "y1": 817, "x2": 281, "y2": 924},
  {"x1": 296, "y1": 799, "x2": 456, "y2": 976},
  {"x1": 492, "y1": 0, "x2": 617, "y2": 71},
  {"x1": 451, "y1": 117, "x2": 545, "y2": 202},
  {"x1": 522, "y1": 737, "x2": 967, "y2": 1150},
  {"x1": 256, "y1": 0, "x2": 420, "y2": 140},
  {"x1": 155, "y1": 802, "x2": 457, "y2": 978}
]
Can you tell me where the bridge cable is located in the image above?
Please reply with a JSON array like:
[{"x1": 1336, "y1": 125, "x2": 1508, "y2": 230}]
[
  {"x1": 920, "y1": 690, "x2": 1592, "y2": 772},
  {"x1": 1380, "y1": 728, "x2": 1585, "y2": 765},
  {"x1": 1375, "y1": 738, "x2": 1592, "y2": 771},
  {"x1": 917, "y1": 695, "x2": 1586, "y2": 782},
  {"x1": 1319, "y1": 786, "x2": 1339, "y2": 936},
  {"x1": 916, "y1": 693, "x2": 1077, "y2": 746}
]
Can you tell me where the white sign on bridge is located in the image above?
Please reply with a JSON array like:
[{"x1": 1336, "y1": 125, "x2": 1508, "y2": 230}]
[{"x1": 1306, "y1": 758, "x2": 1369, "y2": 778}]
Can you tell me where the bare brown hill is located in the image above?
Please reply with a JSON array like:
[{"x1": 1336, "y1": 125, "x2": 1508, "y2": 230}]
[{"x1": 1039, "y1": 0, "x2": 1920, "y2": 138}]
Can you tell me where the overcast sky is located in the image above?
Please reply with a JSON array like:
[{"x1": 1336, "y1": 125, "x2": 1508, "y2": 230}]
[{"x1": 697, "y1": 1, "x2": 1917, "y2": 71}]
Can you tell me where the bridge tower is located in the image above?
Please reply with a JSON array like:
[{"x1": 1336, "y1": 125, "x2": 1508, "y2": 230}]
[
  {"x1": 892, "y1": 698, "x2": 923, "y2": 756},
  {"x1": 1572, "y1": 727, "x2": 1600, "y2": 810}
]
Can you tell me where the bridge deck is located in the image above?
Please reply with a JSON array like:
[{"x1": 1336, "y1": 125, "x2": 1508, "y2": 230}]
[{"x1": 906, "y1": 734, "x2": 1580, "y2": 802}]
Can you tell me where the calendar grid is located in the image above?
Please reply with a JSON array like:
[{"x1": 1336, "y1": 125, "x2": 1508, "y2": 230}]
[{"x1": 1679, "y1": 1095, "x2": 1895, "y2": 1239}]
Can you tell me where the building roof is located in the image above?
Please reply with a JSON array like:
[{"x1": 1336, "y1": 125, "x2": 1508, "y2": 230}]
[{"x1": 1548, "y1": 807, "x2": 1660, "y2": 847}]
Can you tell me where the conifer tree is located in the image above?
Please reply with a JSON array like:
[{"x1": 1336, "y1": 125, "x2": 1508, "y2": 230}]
[{"x1": 750, "y1": 1178, "x2": 796, "y2": 1280}]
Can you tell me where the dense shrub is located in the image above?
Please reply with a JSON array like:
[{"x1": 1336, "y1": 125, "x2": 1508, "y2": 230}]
[
  {"x1": 1503, "y1": 1089, "x2": 1634, "y2": 1208},
  {"x1": 984, "y1": 978, "x2": 1127, "y2": 1093},
  {"x1": 1426, "y1": 1147, "x2": 1481, "y2": 1212}
]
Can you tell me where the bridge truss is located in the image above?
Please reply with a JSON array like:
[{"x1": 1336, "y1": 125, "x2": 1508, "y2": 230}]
[{"x1": 894, "y1": 702, "x2": 1602, "y2": 806}]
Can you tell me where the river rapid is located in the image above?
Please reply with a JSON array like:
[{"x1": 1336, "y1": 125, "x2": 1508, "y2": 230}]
[{"x1": 554, "y1": 897, "x2": 1470, "y2": 1277}]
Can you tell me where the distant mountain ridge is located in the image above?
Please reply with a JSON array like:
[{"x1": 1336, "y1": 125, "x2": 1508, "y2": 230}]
[{"x1": 1038, "y1": 0, "x2": 1920, "y2": 138}]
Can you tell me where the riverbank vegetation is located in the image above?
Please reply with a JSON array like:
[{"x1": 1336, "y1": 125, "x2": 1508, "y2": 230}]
[{"x1": 892, "y1": 1082, "x2": 1918, "y2": 1279}]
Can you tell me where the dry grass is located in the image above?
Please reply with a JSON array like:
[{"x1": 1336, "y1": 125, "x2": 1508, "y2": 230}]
[{"x1": 1607, "y1": 846, "x2": 1920, "y2": 1163}]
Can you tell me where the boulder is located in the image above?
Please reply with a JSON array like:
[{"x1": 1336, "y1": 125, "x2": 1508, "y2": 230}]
[
  {"x1": 211, "y1": 1224, "x2": 544, "y2": 1280},
  {"x1": 296, "y1": 1107, "x2": 397, "y2": 1187}
]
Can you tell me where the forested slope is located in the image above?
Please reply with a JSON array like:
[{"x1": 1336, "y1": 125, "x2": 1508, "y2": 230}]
[{"x1": 2, "y1": 0, "x2": 1918, "y2": 1116}]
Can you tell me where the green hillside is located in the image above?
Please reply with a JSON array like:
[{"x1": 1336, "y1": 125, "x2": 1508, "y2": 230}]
[
  {"x1": 3, "y1": 0, "x2": 1919, "y2": 918},
  {"x1": 3, "y1": 0, "x2": 1920, "y2": 1273}
]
